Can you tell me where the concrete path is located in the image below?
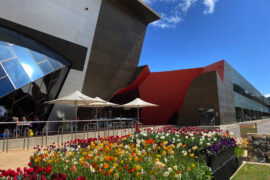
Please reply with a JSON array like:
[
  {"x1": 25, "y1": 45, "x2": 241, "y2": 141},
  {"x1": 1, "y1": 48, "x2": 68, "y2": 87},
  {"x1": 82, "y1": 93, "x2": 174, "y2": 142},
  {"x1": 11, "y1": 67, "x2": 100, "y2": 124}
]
[
  {"x1": 221, "y1": 119, "x2": 270, "y2": 137},
  {"x1": 0, "y1": 148, "x2": 35, "y2": 170}
]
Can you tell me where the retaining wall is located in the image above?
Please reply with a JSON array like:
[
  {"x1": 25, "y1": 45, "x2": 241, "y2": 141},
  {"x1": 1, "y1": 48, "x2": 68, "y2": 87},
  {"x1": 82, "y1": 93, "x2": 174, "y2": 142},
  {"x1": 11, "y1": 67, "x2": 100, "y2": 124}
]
[{"x1": 247, "y1": 133, "x2": 270, "y2": 163}]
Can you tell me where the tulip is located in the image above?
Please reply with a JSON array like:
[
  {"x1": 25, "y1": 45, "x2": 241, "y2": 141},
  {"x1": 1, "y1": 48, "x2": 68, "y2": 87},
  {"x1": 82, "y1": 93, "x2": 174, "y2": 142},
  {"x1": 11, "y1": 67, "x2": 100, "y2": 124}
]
[
  {"x1": 24, "y1": 172, "x2": 28, "y2": 179},
  {"x1": 27, "y1": 168, "x2": 33, "y2": 174},
  {"x1": 71, "y1": 165, "x2": 77, "y2": 172}
]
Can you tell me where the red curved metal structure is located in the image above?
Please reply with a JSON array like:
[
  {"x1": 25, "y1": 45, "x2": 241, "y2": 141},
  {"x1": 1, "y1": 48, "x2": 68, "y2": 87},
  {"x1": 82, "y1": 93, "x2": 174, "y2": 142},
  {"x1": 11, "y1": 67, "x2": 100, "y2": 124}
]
[{"x1": 111, "y1": 60, "x2": 225, "y2": 125}]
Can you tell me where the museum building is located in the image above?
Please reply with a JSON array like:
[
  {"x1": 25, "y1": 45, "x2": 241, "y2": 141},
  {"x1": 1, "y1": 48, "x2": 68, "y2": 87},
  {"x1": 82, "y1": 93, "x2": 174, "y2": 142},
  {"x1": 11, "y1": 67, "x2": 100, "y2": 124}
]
[
  {"x1": 0, "y1": 0, "x2": 160, "y2": 122},
  {"x1": 0, "y1": 0, "x2": 269, "y2": 126}
]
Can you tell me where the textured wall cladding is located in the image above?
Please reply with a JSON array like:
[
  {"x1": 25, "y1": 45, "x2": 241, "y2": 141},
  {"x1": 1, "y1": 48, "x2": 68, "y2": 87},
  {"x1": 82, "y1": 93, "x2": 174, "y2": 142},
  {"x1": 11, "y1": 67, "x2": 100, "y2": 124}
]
[
  {"x1": 179, "y1": 71, "x2": 219, "y2": 126},
  {"x1": 82, "y1": 0, "x2": 147, "y2": 100},
  {"x1": 217, "y1": 62, "x2": 236, "y2": 124},
  {"x1": 139, "y1": 68, "x2": 204, "y2": 125}
]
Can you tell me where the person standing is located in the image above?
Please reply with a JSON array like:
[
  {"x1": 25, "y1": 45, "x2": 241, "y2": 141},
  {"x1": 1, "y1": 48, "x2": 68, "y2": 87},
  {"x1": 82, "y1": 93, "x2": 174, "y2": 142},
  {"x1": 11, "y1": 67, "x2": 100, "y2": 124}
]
[{"x1": 21, "y1": 116, "x2": 30, "y2": 135}]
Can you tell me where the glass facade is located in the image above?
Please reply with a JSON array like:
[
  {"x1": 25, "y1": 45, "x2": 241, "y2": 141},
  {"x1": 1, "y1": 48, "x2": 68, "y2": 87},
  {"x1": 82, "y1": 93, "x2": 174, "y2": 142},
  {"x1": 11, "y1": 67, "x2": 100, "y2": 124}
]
[
  {"x1": 0, "y1": 26, "x2": 70, "y2": 122},
  {"x1": 231, "y1": 66, "x2": 270, "y2": 114}
]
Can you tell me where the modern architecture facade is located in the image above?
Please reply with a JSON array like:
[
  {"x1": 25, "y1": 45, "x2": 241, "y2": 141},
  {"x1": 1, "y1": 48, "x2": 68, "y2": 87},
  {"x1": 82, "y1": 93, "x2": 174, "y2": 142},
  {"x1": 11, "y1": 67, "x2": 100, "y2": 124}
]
[
  {"x1": 0, "y1": 0, "x2": 160, "y2": 122},
  {"x1": 0, "y1": 0, "x2": 268, "y2": 126},
  {"x1": 111, "y1": 60, "x2": 270, "y2": 125}
]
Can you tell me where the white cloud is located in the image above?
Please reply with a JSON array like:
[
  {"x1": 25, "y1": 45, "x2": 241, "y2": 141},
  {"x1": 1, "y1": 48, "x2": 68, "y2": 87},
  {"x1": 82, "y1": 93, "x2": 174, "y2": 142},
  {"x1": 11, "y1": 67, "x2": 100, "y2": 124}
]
[
  {"x1": 265, "y1": 94, "x2": 270, "y2": 98},
  {"x1": 143, "y1": 0, "x2": 219, "y2": 29},
  {"x1": 151, "y1": 13, "x2": 182, "y2": 28},
  {"x1": 203, "y1": 0, "x2": 218, "y2": 14},
  {"x1": 179, "y1": 0, "x2": 197, "y2": 13}
]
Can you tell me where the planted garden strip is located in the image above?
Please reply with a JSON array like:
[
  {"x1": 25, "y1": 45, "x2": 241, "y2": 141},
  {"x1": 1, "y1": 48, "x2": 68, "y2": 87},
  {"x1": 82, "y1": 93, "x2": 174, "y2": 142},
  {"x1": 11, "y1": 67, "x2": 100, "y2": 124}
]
[{"x1": 0, "y1": 127, "x2": 248, "y2": 180}]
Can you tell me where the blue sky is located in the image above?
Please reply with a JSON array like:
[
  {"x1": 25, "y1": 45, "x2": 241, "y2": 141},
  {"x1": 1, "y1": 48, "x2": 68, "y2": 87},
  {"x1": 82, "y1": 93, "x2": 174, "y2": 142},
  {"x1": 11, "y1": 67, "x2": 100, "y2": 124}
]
[{"x1": 140, "y1": 0, "x2": 270, "y2": 97}]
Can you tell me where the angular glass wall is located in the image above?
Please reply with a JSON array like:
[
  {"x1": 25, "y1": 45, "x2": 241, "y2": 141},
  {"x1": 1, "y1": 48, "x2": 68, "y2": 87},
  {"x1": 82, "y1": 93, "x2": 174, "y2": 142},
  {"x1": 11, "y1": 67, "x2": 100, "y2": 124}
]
[{"x1": 0, "y1": 26, "x2": 70, "y2": 122}]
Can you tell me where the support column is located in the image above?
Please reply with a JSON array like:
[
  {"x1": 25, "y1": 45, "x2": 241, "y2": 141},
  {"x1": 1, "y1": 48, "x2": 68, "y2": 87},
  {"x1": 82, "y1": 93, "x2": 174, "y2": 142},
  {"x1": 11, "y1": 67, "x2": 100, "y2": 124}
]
[{"x1": 241, "y1": 108, "x2": 245, "y2": 122}]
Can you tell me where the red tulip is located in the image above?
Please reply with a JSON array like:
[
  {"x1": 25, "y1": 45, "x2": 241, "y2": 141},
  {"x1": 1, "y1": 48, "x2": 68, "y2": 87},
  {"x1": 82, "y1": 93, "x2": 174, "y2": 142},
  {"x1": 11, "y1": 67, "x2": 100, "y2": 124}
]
[
  {"x1": 27, "y1": 168, "x2": 33, "y2": 174},
  {"x1": 24, "y1": 172, "x2": 28, "y2": 179},
  {"x1": 35, "y1": 166, "x2": 42, "y2": 174},
  {"x1": 43, "y1": 166, "x2": 52, "y2": 175},
  {"x1": 41, "y1": 175, "x2": 47, "y2": 180}
]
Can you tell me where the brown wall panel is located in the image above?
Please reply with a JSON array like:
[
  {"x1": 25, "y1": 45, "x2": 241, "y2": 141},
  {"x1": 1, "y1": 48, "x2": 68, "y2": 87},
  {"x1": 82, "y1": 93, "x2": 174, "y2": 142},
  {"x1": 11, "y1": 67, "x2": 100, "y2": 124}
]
[
  {"x1": 217, "y1": 62, "x2": 236, "y2": 124},
  {"x1": 82, "y1": 0, "x2": 147, "y2": 100},
  {"x1": 178, "y1": 71, "x2": 220, "y2": 126}
]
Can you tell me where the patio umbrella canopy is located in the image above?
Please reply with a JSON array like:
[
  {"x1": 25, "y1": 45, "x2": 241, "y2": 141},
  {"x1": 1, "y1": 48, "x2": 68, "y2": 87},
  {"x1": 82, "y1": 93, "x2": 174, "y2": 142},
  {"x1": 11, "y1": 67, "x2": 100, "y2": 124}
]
[
  {"x1": 45, "y1": 91, "x2": 102, "y2": 120},
  {"x1": 77, "y1": 97, "x2": 119, "y2": 118},
  {"x1": 120, "y1": 98, "x2": 158, "y2": 122},
  {"x1": 46, "y1": 91, "x2": 100, "y2": 105}
]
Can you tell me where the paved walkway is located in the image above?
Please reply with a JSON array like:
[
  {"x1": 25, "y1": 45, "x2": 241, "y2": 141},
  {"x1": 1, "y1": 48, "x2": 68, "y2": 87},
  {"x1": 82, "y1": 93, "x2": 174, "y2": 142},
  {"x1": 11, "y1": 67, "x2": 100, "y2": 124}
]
[
  {"x1": 0, "y1": 148, "x2": 35, "y2": 170},
  {"x1": 221, "y1": 118, "x2": 270, "y2": 137}
]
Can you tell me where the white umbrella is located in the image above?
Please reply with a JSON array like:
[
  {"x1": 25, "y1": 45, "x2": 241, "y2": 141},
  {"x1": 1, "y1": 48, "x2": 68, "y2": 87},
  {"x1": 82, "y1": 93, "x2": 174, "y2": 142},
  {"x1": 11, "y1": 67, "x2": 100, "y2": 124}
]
[
  {"x1": 77, "y1": 97, "x2": 119, "y2": 118},
  {"x1": 46, "y1": 91, "x2": 99, "y2": 105},
  {"x1": 46, "y1": 91, "x2": 102, "y2": 119},
  {"x1": 120, "y1": 98, "x2": 158, "y2": 122},
  {"x1": 77, "y1": 101, "x2": 118, "y2": 108}
]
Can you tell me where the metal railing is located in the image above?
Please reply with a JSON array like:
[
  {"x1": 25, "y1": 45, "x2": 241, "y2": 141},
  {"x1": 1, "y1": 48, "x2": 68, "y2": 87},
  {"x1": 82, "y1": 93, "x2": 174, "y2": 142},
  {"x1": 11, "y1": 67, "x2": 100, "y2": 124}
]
[
  {"x1": 57, "y1": 126, "x2": 64, "y2": 145},
  {"x1": 23, "y1": 127, "x2": 30, "y2": 150},
  {"x1": 2, "y1": 129, "x2": 9, "y2": 152},
  {"x1": 0, "y1": 118, "x2": 137, "y2": 152}
]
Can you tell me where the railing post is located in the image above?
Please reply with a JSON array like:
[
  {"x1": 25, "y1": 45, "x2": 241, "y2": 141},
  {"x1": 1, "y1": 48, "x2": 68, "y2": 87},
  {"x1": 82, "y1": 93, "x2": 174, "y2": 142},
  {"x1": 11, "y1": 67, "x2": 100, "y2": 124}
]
[
  {"x1": 129, "y1": 121, "x2": 133, "y2": 134},
  {"x1": 42, "y1": 127, "x2": 45, "y2": 146},
  {"x1": 46, "y1": 122, "x2": 48, "y2": 146},
  {"x1": 70, "y1": 122, "x2": 73, "y2": 141},
  {"x1": 106, "y1": 119, "x2": 109, "y2": 137},
  {"x1": 13, "y1": 124, "x2": 18, "y2": 139},
  {"x1": 83, "y1": 124, "x2": 89, "y2": 139},
  {"x1": 57, "y1": 126, "x2": 64, "y2": 145},
  {"x1": 23, "y1": 127, "x2": 30, "y2": 150},
  {"x1": 41, "y1": 123, "x2": 48, "y2": 146},
  {"x1": 120, "y1": 118, "x2": 123, "y2": 137},
  {"x1": 95, "y1": 122, "x2": 98, "y2": 138},
  {"x1": 2, "y1": 129, "x2": 9, "y2": 153},
  {"x1": 112, "y1": 122, "x2": 116, "y2": 136},
  {"x1": 74, "y1": 123, "x2": 77, "y2": 140},
  {"x1": 97, "y1": 120, "x2": 99, "y2": 138}
]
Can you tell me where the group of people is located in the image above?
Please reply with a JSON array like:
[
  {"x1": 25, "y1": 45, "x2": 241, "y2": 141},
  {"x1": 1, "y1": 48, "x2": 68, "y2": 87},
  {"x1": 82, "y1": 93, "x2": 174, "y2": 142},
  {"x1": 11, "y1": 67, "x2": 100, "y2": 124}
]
[{"x1": 12, "y1": 115, "x2": 44, "y2": 136}]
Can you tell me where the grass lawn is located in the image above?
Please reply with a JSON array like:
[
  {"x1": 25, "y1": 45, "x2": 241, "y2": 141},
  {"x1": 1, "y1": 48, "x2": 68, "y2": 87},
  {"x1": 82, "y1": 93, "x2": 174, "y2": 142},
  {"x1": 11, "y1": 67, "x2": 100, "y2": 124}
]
[{"x1": 232, "y1": 163, "x2": 270, "y2": 180}]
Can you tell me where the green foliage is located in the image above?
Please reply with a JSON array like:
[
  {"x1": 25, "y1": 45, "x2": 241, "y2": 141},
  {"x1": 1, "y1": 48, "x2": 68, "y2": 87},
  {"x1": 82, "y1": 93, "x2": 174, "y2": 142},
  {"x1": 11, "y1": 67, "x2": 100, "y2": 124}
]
[
  {"x1": 234, "y1": 146, "x2": 245, "y2": 158},
  {"x1": 232, "y1": 164, "x2": 270, "y2": 180}
]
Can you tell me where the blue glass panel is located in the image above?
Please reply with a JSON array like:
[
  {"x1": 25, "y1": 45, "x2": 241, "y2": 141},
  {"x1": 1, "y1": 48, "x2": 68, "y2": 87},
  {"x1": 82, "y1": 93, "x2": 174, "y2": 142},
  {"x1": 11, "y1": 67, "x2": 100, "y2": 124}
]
[
  {"x1": 0, "y1": 77, "x2": 15, "y2": 98},
  {"x1": 2, "y1": 58, "x2": 31, "y2": 89},
  {"x1": 38, "y1": 43, "x2": 70, "y2": 66},
  {"x1": 0, "y1": 41, "x2": 14, "y2": 61},
  {"x1": 48, "y1": 57, "x2": 63, "y2": 70},
  {"x1": 0, "y1": 65, "x2": 6, "y2": 77},
  {"x1": 38, "y1": 61, "x2": 54, "y2": 75},
  {"x1": 11, "y1": 45, "x2": 44, "y2": 81},
  {"x1": 30, "y1": 50, "x2": 47, "y2": 63}
]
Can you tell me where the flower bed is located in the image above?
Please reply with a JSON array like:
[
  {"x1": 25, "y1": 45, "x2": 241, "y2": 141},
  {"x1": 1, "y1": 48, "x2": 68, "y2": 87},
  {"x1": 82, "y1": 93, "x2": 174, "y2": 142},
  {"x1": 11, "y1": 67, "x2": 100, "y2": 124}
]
[{"x1": 0, "y1": 127, "x2": 245, "y2": 180}]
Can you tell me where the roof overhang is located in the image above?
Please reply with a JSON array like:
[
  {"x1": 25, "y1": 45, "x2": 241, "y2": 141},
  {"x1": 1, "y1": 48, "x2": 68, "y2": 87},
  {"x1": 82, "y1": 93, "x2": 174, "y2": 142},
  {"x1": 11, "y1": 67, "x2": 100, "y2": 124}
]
[{"x1": 118, "y1": 0, "x2": 160, "y2": 24}]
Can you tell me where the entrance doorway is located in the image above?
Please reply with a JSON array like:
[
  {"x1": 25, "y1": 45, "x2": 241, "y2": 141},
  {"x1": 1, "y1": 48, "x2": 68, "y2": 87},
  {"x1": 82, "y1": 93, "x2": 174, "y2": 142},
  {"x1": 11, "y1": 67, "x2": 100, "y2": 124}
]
[{"x1": 199, "y1": 105, "x2": 215, "y2": 125}]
